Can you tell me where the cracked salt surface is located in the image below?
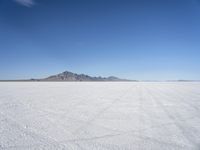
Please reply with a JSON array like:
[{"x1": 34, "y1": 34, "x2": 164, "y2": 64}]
[{"x1": 0, "y1": 82, "x2": 200, "y2": 149}]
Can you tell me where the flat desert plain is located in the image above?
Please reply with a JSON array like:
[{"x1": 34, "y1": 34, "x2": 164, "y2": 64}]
[{"x1": 0, "y1": 82, "x2": 200, "y2": 150}]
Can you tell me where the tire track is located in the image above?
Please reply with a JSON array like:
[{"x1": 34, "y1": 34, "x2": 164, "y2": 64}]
[
  {"x1": 145, "y1": 84, "x2": 199, "y2": 149},
  {"x1": 72, "y1": 84, "x2": 136, "y2": 135}
]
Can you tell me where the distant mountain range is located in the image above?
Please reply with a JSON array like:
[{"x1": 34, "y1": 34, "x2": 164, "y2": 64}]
[
  {"x1": 35, "y1": 70, "x2": 130, "y2": 81},
  {"x1": 0, "y1": 71, "x2": 199, "y2": 82},
  {"x1": 1, "y1": 70, "x2": 197, "y2": 82}
]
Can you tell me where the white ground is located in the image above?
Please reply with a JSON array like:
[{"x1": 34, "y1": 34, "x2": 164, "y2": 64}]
[{"x1": 0, "y1": 82, "x2": 200, "y2": 150}]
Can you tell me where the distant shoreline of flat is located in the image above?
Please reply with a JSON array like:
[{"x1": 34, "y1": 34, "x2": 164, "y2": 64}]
[{"x1": 0, "y1": 80, "x2": 199, "y2": 82}]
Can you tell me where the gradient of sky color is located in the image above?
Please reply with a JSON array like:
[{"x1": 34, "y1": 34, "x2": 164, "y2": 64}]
[{"x1": 0, "y1": 0, "x2": 200, "y2": 80}]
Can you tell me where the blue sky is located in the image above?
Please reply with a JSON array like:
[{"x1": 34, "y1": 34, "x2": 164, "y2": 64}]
[{"x1": 0, "y1": 0, "x2": 200, "y2": 80}]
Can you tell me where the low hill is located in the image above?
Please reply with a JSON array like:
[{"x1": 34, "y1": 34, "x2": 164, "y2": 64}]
[{"x1": 42, "y1": 71, "x2": 129, "y2": 81}]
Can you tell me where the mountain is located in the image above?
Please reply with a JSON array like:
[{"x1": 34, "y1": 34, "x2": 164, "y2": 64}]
[{"x1": 41, "y1": 71, "x2": 128, "y2": 81}]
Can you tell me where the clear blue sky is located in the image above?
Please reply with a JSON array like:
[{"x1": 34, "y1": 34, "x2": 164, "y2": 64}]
[{"x1": 0, "y1": 0, "x2": 200, "y2": 80}]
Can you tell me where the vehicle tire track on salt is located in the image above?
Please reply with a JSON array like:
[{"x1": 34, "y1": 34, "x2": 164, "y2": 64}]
[
  {"x1": 145, "y1": 85, "x2": 199, "y2": 150},
  {"x1": 72, "y1": 84, "x2": 135, "y2": 135}
]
